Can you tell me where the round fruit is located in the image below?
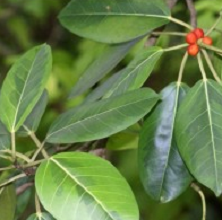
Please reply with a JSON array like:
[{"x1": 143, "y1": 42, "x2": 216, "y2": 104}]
[
  {"x1": 193, "y1": 28, "x2": 204, "y2": 38},
  {"x1": 186, "y1": 32, "x2": 198, "y2": 44},
  {"x1": 187, "y1": 44, "x2": 199, "y2": 56},
  {"x1": 202, "y1": 36, "x2": 213, "y2": 45}
]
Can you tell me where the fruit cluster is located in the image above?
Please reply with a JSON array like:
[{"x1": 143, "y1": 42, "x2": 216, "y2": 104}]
[{"x1": 186, "y1": 28, "x2": 213, "y2": 56}]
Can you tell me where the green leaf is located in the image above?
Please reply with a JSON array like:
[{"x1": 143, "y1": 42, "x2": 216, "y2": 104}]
[
  {"x1": 69, "y1": 40, "x2": 138, "y2": 98},
  {"x1": 18, "y1": 90, "x2": 48, "y2": 135},
  {"x1": 0, "y1": 44, "x2": 52, "y2": 132},
  {"x1": 106, "y1": 124, "x2": 140, "y2": 151},
  {"x1": 104, "y1": 47, "x2": 163, "y2": 98},
  {"x1": 0, "y1": 120, "x2": 10, "y2": 150},
  {"x1": 46, "y1": 88, "x2": 159, "y2": 143},
  {"x1": 175, "y1": 79, "x2": 222, "y2": 196},
  {"x1": 213, "y1": 37, "x2": 222, "y2": 79},
  {"x1": 27, "y1": 212, "x2": 55, "y2": 220},
  {"x1": 138, "y1": 83, "x2": 192, "y2": 203},
  {"x1": 0, "y1": 184, "x2": 16, "y2": 220},
  {"x1": 84, "y1": 69, "x2": 124, "y2": 104},
  {"x1": 35, "y1": 152, "x2": 139, "y2": 220},
  {"x1": 59, "y1": 0, "x2": 170, "y2": 43}
]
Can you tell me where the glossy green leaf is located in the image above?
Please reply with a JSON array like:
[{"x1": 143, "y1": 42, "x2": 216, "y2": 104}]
[
  {"x1": 59, "y1": 0, "x2": 170, "y2": 43},
  {"x1": 35, "y1": 152, "x2": 139, "y2": 220},
  {"x1": 27, "y1": 212, "x2": 55, "y2": 220},
  {"x1": 0, "y1": 120, "x2": 10, "y2": 150},
  {"x1": 69, "y1": 40, "x2": 138, "y2": 98},
  {"x1": 104, "y1": 47, "x2": 163, "y2": 98},
  {"x1": 0, "y1": 184, "x2": 16, "y2": 220},
  {"x1": 18, "y1": 90, "x2": 48, "y2": 135},
  {"x1": 0, "y1": 44, "x2": 52, "y2": 132},
  {"x1": 84, "y1": 69, "x2": 124, "y2": 104},
  {"x1": 46, "y1": 88, "x2": 159, "y2": 143},
  {"x1": 138, "y1": 83, "x2": 192, "y2": 203},
  {"x1": 175, "y1": 79, "x2": 222, "y2": 196},
  {"x1": 106, "y1": 124, "x2": 140, "y2": 151}
]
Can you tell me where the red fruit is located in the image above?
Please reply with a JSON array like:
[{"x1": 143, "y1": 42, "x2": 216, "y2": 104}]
[
  {"x1": 186, "y1": 32, "x2": 198, "y2": 44},
  {"x1": 187, "y1": 44, "x2": 199, "y2": 56},
  {"x1": 193, "y1": 28, "x2": 204, "y2": 39},
  {"x1": 202, "y1": 36, "x2": 213, "y2": 45}
]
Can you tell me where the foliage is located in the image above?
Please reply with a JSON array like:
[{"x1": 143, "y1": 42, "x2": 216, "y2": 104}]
[{"x1": 1, "y1": 0, "x2": 222, "y2": 220}]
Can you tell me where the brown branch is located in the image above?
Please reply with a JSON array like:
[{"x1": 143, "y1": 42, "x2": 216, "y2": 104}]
[
  {"x1": 186, "y1": 0, "x2": 197, "y2": 28},
  {"x1": 16, "y1": 182, "x2": 33, "y2": 195}
]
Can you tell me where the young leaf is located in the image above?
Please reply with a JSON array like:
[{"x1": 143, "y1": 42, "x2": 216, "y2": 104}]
[
  {"x1": 213, "y1": 37, "x2": 222, "y2": 79},
  {"x1": 18, "y1": 90, "x2": 48, "y2": 136},
  {"x1": 69, "y1": 39, "x2": 138, "y2": 98},
  {"x1": 0, "y1": 184, "x2": 16, "y2": 220},
  {"x1": 0, "y1": 120, "x2": 10, "y2": 150},
  {"x1": 104, "y1": 47, "x2": 163, "y2": 98},
  {"x1": 46, "y1": 88, "x2": 159, "y2": 143},
  {"x1": 35, "y1": 152, "x2": 139, "y2": 220},
  {"x1": 27, "y1": 212, "x2": 55, "y2": 220},
  {"x1": 175, "y1": 79, "x2": 222, "y2": 196},
  {"x1": 138, "y1": 83, "x2": 192, "y2": 203},
  {"x1": 0, "y1": 44, "x2": 52, "y2": 132},
  {"x1": 59, "y1": 0, "x2": 170, "y2": 43}
]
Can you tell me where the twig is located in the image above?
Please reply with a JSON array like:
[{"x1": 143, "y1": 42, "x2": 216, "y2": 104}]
[
  {"x1": 145, "y1": 0, "x2": 180, "y2": 47},
  {"x1": 186, "y1": 0, "x2": 197, "y2": 28},
  {"x1": 0, "y1": 165, "x2": 15, "y2": 172},
  {"x1": 0, "y1": 149, "x2": 31, "y2": 163},
  {"x1": 35, "y1": 193, "x2": 42, "y2": 213},
  {"x1": 201, "y1": 49, "x2": 222, "y2": 84},
  {"x1": 0, "y1": 173, "x2": 26, "y2": 188},
  {"x1": 11, "y1": 132, "x2": 16, "y2": 161},
  {"x1": 206, "y1": 12, "x2": 222, "y2": 36},
  {"x1": 16, "y1": 182, "x2": 33, "y2": 195},
  {"x1": 23, "y1": 126, "x2": 49, "y2": 159},
  {"x1": 31, "y1": 141, "x2": 46, "y2": 162},
  {"x1": 177, "y1": 52, "x2": 188, "y2": 86},
  {"x1": 191, "y1": 183, "x2": 206, "y2": 220}
]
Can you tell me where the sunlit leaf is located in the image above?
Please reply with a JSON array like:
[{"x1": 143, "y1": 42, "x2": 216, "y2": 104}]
[
  {"x1": 0, "y1": 44, "x2": 52, "y2": 132},
  {"x1": 175, "y1": 79, "x2": 222, "y2": 196},
  {"x1": 138, "y1": 83, "x2": 192, "y2": 202},
  {"x1": 46, "y1": 88, "x2": 159, "y2": 143},
  {"x1": 0, "y1": 120, "x2": 10, "y2": 150},
  {"x1": 35, "y1": 152, "x2": 139, "y2": 220},
  {"x1": 59, "y1": 0, "x2": 170, "y2": 43}
]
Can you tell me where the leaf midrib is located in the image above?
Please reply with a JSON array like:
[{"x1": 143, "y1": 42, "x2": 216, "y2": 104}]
[
  {"x1": 50, "y1": 158, "x2": 113, "y2": 220},
  {"x1": 204, "y1": 80, "x2": 218, "y2": 188},
  {"x1": 47, "y1": 95, "x2": 157, "y2": 139},
  {"x1": 12, "y1": 55, "x2": 38, "y2": 131}
]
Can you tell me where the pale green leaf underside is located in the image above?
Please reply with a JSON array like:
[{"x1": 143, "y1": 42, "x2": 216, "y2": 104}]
[
  {"x1": 138, "y1": 83, "x2": 192, "y2": 203},
  {"x1": 59, "y1": 0, "x2": 170, "y2": 43},
  {"x1": 104, "y1": 46, "x2": 163, "y2": 98},
  {"x1": 0, "y1": 44, "x2": 52, "y2": 132},
  {"x1": 176, "y1": 79, "x2": 222, "y2": 196},
  {"x1": 35, "y1": 152, "x2": 139, "y2": 220},
  {"x1": 46, "y1": 88, "x2": 159, "y2": 143},
  {"x1": 69, "y1": 39, "x2": 138, "y2": 98}
]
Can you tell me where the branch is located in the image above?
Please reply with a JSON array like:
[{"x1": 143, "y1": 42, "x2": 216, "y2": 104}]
[
  {"x1": 16, "y1": 182, "x2": 33, "y2": 195},
  {"x1": 186, "y1": 0, "x2": 197, "y2": 28}
]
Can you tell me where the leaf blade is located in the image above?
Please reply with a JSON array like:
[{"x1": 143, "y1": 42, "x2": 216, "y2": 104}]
[
  {"x1": 175, "y1": 79, "x2": 222, "y2": 196},
  {"x1": 0, "y1": 44, "x2": 52, "y2": 132},
  {"x1": 35, "y1": 152, "x2": 139, "y2": 220},
  {"x1": 59, "y1": 0, "x2": 170, "y2": 43},
  {"x1": 46, "y1": 88, "x2": 159, "y2": 143},
  {"x1": 138, "y1": 83, "x2": 192, "y2": 202}
]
